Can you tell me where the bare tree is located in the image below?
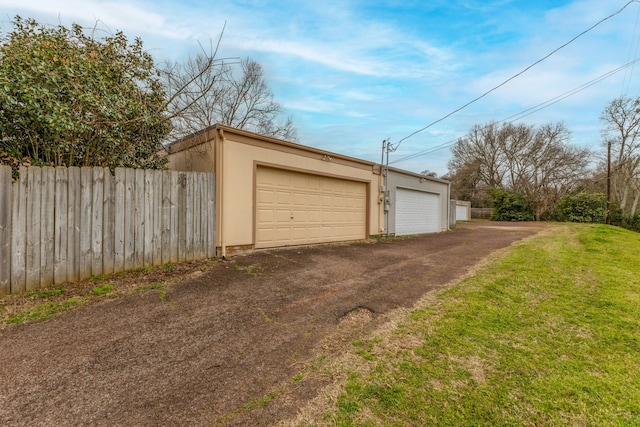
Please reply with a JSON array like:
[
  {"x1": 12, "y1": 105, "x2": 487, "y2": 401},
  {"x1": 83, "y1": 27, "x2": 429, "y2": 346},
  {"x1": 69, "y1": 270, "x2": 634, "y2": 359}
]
[
  {"x1": 448, "y1": 122, "x2": 591, "y2": 219},
  {"x1": 164, "y1": 54, "x2": 297, "y2": 142},
  {"x1": 420, "y1": 169, "x2": 438, "y2": 178},
  {"x1": 600, "y1": 96, "x2": 640, "y2": 215}
]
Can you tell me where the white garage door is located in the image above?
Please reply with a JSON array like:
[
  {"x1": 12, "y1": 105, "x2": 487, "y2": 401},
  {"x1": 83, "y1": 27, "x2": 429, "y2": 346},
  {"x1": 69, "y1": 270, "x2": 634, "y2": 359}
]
[
  {"x1": 395, "y1": 188, "x2": 441, "y2": 235},
  {"x1": 255, "y1": 167, "x2": 367, "y2": 248},
  {"x1": 456, "y1": 205, "x2": 469, "y2": 221}
]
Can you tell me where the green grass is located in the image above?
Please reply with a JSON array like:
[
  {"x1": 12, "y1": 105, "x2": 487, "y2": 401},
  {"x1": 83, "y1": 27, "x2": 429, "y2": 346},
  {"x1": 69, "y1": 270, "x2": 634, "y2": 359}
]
[
  {"x1": 91, "y1": 284, "x2": 114, "y2": 296},
  {"x1": 161, "y1": 263, "x2": 176, "y2": 271},
  {"x1": 321, "y1": 224, "x2": 640, "y2": 426},
  {"x1": 135, "y1": 283, "x2": 165, "y2": 291},
  {"x1": 7, "y1": 297, "x2": 81, "y2": 324},
  {"x1": 28, "y1": 287, "x2": 64, "y2": 298}
]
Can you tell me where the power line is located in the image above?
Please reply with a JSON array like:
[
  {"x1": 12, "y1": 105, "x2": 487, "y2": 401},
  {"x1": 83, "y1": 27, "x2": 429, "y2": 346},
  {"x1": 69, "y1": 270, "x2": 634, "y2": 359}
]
[
  {"x1": 389, "y1": 57, "x2": 640, "y2": 165},
  {"x1": 622, "y1": 1, "x2": 640, "y2": 95},
  {"x1": 390, "y1": 0, "x2": 640, "y2": 151}
]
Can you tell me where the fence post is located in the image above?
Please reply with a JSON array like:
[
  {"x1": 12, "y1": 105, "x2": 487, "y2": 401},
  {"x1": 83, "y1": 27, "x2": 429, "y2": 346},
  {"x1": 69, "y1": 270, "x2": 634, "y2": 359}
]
[{"x1": 0, "y1": 166, "x2": 11, "y2": 295}]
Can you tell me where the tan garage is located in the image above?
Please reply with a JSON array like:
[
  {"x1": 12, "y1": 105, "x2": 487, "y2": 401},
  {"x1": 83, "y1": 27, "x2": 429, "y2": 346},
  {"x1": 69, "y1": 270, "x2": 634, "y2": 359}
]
[{"x1": 164, "y1": 125, "x2": 382, "y2": 256}]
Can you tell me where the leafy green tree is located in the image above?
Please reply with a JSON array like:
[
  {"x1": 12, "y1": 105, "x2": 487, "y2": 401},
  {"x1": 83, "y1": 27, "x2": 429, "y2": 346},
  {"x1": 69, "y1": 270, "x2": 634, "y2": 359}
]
[
  {"x1": 490, "y1": 188, "x2": 534, "y2": 222},
  {"x1": 555, "y1": 192, "x2": 607, "y2": 223},
  {"x1": 0, "y1": 17, "x2": 170, "y2": 171}
]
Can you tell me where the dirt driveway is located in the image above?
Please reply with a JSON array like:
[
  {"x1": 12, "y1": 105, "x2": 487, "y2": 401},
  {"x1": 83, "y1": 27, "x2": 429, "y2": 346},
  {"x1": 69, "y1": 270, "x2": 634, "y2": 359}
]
[{"x1": 0, "y1": 221, "x2": 548, "y2": 426}]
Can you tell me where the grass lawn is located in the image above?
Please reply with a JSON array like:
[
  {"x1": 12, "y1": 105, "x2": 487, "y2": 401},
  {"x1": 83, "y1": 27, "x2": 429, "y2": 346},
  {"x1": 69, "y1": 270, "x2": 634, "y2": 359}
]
[{"x1": 312, "y1": 224, "x2": 640, "y2": 426}]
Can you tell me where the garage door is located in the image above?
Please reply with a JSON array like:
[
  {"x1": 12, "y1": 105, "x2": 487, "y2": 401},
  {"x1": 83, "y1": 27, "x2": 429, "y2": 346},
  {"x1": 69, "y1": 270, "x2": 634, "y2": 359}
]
[
  {"x1": 456, "y1": 204, "x2": 469, "y2": 221},
  {"x1": 255, "y1": 167, "x2": 367, "y2": 248},
  {"x1": 395, "y1": 188, "x2": 441, "y2": 235}
]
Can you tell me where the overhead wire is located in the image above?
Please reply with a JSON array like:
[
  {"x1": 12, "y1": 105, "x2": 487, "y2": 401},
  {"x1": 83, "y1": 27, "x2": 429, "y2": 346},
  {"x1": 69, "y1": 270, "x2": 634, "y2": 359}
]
[
  {"x1": 621, "y1": 1, "x2": 640, "y2": 95},
  {"x1": 389, "y1": 57, "x2": 640, "y2": 165},
  {"x1": 390, "y1": 0, "x2": 640, "y2": 152}
]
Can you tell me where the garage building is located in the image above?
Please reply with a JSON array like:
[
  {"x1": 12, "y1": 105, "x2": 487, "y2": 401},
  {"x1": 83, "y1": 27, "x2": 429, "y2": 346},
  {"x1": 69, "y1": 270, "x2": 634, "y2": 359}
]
[
  {"x1": 165, "y1": 125, "x2": 386, "y2": 256},
  {"x1": 384, "y1": 168, "x2": 450, "y2": 236},
  {"x1": 165, "y1": 125, "x2": 450, "y2": 256}
]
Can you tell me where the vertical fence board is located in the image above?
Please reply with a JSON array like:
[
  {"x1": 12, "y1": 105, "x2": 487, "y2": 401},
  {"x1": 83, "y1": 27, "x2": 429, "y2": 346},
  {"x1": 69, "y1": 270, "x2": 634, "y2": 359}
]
[
  {"x1": 0, "y1": 166, "x2": 11, "y2": 294},
  {"x1": 10, "y1": 167, "x2": 27, "y2": 293},
  {"x1": 25, "y1": 167, "x2": 42, "y2": 291},
  {"x1": 203, "y1": 173, "x2": 210, "y2": 258},
  {"x1": 79, "y1": 168, "x2": 93, "y2": 280},
  {"x1": 170, "y1": 172, "x2": 179, "y2": 264},
  {"x1": 201, "y1": 173, "x2": 208, "y2": 259},
  {"x1": 161, "y1": 171, "x2": 172, "y2": 264},
  {"x1": 91, "y1": 168, "x2": 104, "y2": 276},
  {"x1": 207, "y1": 173, "x2": 216, "y2": 258},
  {"x1": 134, "y1": 169, "x2": 145, "y2": 267},
  {"x1": 40, "y1": 167, "x2": 55, "y2": 288},
  {"x1": 102, "y1": 169, "x2": 115, "y2": 275},
  {"x1": 123, "y1": 169, "x2": 135, "y2": 271},
  {"x1": 66, "y1": 167, "x2": 80, "y2": 282},
  {"x1": 193, "y1": 173, "x2": 201, "y2": 260},
  {"x1": 197, "y1": 172, "x2": 205, "y2": 259},
  {"x1": 152, "y1": 170, "x2": 163, "y2": 266},
  {"x1": 185, "y1": 173, "x2": 195, "y2": 261},
  {"x1": 53, "y1": 168, "x2": 68, "y2": 285},
  {"x1": 143, "y1": 170, "x2": 154, "y2": 266},
  {"x1": 114, "y1": 168, "x2": 126, "y2": 273},
  {"x1": 177, "y1": 172, "x2": 187, "y2": 262},
  {"x1": 196, "y1": 173, "x2": 205, "y2": 259}
]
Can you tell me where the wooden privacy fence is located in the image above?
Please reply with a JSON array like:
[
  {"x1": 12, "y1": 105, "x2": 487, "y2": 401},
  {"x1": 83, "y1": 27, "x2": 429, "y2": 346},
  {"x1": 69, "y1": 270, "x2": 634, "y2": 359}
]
[
  {"x1": 471, "y1": 208, "x2": 492, "y2": 219},
  {"x1": 0, "y1": 165, "x2": 215, "y2": 295}
]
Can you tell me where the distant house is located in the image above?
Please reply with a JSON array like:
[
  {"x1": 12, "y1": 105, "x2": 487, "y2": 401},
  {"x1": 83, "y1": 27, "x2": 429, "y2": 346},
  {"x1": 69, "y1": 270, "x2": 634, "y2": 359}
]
[{"x1": 164, "y1": 124, "x2": 450, "y2": 257}]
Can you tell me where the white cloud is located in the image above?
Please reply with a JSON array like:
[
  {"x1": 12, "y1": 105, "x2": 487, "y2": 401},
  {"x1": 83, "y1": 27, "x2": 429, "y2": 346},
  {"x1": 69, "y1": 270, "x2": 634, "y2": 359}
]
[{"x1": 0, "y1": 0, "x2": 191, "y2": 39}]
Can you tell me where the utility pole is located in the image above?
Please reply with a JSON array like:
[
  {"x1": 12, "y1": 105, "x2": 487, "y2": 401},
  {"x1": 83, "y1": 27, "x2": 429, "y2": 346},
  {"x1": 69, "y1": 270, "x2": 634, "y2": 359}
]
[{"x1": 606, "y1": 139, "x2": 611, "y2": 225}]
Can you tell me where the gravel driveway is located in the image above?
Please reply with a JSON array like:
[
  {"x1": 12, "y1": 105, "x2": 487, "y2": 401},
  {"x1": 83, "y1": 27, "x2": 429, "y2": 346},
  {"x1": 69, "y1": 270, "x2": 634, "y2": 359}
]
[{"x1": 0, "y1": 221, "x2": 549, "y2": 426}]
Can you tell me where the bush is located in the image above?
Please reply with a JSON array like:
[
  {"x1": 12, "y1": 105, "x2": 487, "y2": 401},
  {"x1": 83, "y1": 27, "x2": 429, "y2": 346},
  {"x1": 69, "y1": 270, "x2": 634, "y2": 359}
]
[
  {"x1": 620, "y1": 212, "x2": 640, "y2": 233},
  {"x1": 490, "y1": 188, "x2": 534, "y2": 221},
  {"x1": 556, "y1": 192, "x2": 607, "y2": 223},
  {"x1": 0, "y1": 17, "x2": 170, "y2": 173}
]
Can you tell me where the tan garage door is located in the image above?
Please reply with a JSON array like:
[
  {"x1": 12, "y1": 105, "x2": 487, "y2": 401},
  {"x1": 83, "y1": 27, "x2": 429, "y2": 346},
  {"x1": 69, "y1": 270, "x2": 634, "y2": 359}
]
[{"x1": 255, "y1": 167, "x2": 367, "y2": 248}]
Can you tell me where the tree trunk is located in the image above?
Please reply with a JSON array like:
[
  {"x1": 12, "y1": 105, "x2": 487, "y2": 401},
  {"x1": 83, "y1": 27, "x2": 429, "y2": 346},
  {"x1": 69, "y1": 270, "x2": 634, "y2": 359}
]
[{"x1": 631, "y1": 192, "x2": 639, "y2": 215}]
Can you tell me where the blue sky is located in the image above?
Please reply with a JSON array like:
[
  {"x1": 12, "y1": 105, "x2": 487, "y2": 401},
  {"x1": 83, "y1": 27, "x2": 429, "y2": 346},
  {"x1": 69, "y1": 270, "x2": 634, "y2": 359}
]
[{"x1": 1, "y1": 0, "x2": 640, "y2": 175}]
